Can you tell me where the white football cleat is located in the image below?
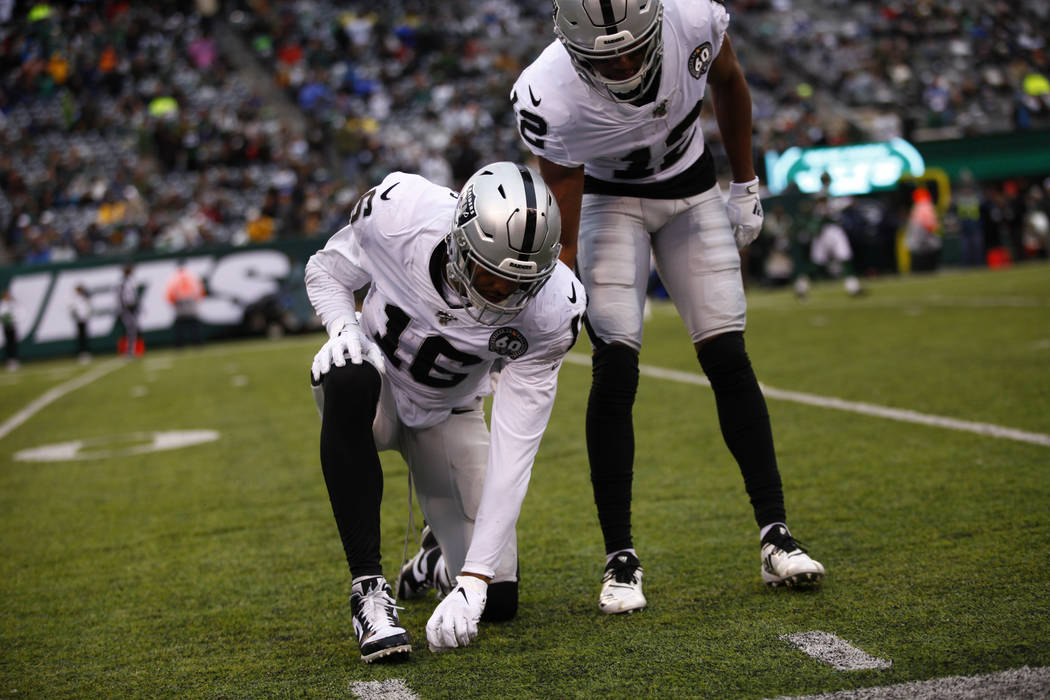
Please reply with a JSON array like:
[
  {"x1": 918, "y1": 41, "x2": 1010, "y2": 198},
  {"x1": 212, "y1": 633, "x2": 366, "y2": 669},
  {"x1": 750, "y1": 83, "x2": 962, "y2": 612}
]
[
  {"x1": 350, "y1": 576, "x2": 411, "y2": 663},
  {"x1": 599, "y1": 552, "x2": 647, "y2": 614},
  {"x1": 396, "y1": 525, "x2": 444, "y2": 600},
  {"x1": 760, "y1": 525, "x2": 825, "y2": 588}
]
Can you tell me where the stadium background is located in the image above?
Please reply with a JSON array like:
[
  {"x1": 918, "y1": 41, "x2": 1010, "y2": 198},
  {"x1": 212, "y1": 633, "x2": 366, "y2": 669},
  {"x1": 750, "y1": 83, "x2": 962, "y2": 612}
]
[
  {"x1": 2, "y1": 3, "x2": 1050, "y2": 698},
  {"x1": 2, "y1": 0, "x2": 1049, "y2": 360}
]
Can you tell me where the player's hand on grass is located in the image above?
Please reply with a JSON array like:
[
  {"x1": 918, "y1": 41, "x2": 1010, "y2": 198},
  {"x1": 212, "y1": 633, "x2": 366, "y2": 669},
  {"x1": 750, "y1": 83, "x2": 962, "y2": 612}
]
[{"x1": 426, "y1": 575, "x2": 487, "y2": 651}]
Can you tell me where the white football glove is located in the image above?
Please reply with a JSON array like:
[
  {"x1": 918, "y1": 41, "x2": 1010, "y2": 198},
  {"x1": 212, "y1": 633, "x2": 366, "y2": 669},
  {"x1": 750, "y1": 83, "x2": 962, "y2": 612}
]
[
  {"x1": 310, "y1": 314, "x2": 385, "y2": 382},
  {"x1": 426, "y1": 575, "x2": 488, "y2": 652},
  {"x1": 726, "y1": 176, "x2": 764, "y2": 249}
]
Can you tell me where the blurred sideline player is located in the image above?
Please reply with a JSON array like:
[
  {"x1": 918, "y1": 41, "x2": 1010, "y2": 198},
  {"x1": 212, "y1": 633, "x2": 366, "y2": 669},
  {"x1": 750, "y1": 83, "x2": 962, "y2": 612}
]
[
  {"x1": 511, "y1": 0, "x2": 824, "y2": 614},
  {"x1": 305, "y1": 162, "x2": 585, "y2": 661}
]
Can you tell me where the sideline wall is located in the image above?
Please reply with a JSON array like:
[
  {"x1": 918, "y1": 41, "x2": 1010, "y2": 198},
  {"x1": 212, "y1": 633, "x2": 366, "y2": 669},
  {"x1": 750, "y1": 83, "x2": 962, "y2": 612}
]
[{"x1": 0, "y1": 239, "x2": 323, "y2": 361}]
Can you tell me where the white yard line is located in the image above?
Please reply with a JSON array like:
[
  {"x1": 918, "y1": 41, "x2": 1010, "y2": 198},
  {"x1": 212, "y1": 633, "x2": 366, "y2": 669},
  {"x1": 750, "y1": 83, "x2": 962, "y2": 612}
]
[
  {"x1": 780, "y1": 631, "x2": 892, "y2": 671},
  {"x1": 771, "y1": 665, "x2": 1050, "y2": 700},
  {"x1": 350, "y1": 679, "x2": 420, "y2": 700},
  {"x1": 562, "y1": 354, "x2": 1050, "y2": 448},
  {"x1": 0, "y1": 358, "x2": 125, "y2": 441}
]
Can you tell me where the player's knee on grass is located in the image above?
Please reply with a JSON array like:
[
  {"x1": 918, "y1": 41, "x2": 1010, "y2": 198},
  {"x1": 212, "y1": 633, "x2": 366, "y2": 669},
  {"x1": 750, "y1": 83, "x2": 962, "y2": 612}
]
[{"x1": 481, "y1": 580, "x2": 518, "y2": 622}]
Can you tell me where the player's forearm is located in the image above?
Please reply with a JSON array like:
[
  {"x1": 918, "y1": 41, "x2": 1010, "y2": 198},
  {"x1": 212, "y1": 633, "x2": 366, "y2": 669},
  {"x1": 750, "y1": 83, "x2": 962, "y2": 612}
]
[
  {"x1": 461, "y1": 368, "x2": 557, "y2": 575},
  {"x1": 538, "y1": 158, "x2": 584, "y2": 266},
  {"x1": 712, "y1": 75, "x2": 756, "y2": 183},
  {"x1": 305, "y1": 253, "x2": 365, "y2": 331},
  {"x1": 461, "y1": 446, "x2": 534, "y2": 578},
  {"x1": 709, "y1": 35, "x2": 757, "y2": 184}
]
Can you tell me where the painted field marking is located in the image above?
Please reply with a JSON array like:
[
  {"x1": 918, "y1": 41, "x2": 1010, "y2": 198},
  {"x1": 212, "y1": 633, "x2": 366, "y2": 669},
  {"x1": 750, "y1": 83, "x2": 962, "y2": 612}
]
[
  {"x1": 350, "y1": 679, "x2": 420, "y2": 700},
  {"x1": 780, "y1": 631, "x2": 891, "y2": 671},
  {"x1": 13, "y1": 430, "x2": 220, "y2": 461},
  {"x1": 144, "y1": 357, "x2": 173, "y2": 371},
  {"x1": 562, "y1": 355, "x2": 1050, "y2": 448},
  {"x1": 771, "y1": 664, "x2": 1050, "y2": 700},
  {"x1": 0, "y1": 358, "x2": 125, "y2": 441}
]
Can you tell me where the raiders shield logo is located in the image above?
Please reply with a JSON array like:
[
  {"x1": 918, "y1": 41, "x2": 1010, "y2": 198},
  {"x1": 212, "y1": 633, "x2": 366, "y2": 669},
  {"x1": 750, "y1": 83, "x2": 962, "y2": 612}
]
[
  {"x1": 456, "y1": 184, "x2": 477, "y2": 226},
  {"x1": 489, "y1": 327, "x2": 528, "y2": 359},
  {"x1": 688, "y1": 42, "x2": 713, "y2": 79}
]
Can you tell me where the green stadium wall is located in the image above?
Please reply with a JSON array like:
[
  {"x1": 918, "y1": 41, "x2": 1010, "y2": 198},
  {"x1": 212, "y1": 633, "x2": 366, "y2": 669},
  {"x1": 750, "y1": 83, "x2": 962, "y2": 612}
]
[{"x1": 0, "y1": 238, "x2": 326, "y2": 361}]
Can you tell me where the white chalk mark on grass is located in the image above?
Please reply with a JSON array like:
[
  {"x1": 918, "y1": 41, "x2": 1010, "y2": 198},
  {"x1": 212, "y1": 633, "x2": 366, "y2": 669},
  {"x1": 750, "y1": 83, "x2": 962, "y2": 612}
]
[
  {"x1": 780, "y1": 631, "x2": 891, "y2": 671},
  {"x1": 771, "y1": 665, "x2": 1050, "y2": 700},
  {"x1": 0, "y1": 358, "x2": 125, "y2": 440},
  {"x1": 350, "y1": 679, "x2": 420, "y2": 700},
  {"x1": 562, "y1": 355, "x2": 1050, "y2": 448},
  {"x1": 13, "y1": 430, "x2": 220, "y2": 461},
  {"x1": 231, "y1": 375, "x2": 248, "y2": 387}
]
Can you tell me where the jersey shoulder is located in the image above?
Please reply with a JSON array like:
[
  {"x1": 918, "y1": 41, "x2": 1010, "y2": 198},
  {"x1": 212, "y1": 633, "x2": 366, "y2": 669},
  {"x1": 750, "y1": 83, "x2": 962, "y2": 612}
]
[
  {"x1": 519, "y1": 262, "x2": 586, "y2": 346},
  {"x1": 512, "y1": 43, "x2": 591, "y2": 163},
  {"x1": 664, "y1": 0, "x2": 730, "y2": 54},
  {"x1": 355, "y1": 172, "x2": 457, "y2": 245}
]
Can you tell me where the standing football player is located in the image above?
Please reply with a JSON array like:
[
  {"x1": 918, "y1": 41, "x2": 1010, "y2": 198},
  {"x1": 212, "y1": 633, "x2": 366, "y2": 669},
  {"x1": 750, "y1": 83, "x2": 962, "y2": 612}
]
[
  {"x1": 511, "y1": 0, "x2": 824, "y2": 614},
  {"x1": 305, "y1": 162, "x2": 585, "y2": 661}
]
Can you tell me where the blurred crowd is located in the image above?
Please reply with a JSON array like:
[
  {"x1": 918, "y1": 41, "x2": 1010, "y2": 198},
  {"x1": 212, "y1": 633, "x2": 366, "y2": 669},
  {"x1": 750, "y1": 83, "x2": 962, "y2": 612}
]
[
  {"x1": 0, "y1": 0, "x2": 351, "y2": 266},
  {"x1": 2, "y1": 0, "x2": 1050, "y2": 272},
  {"x1": 734, "y1": 0, "x2": 1050, "y2": 149}
]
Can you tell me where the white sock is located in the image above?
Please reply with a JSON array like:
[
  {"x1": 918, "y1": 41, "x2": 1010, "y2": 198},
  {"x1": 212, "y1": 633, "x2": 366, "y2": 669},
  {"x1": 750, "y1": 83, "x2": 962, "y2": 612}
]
[
  {"x1": 606, "y1": 548, "x2": 638, "y2": 565},
  {"x1": 351, "y1": 574, "x2": 384, "y2": 588}
]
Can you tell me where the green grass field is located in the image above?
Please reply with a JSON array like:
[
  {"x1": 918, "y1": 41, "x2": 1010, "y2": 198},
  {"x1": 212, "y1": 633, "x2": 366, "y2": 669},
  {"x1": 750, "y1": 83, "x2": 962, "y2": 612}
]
[{"x1": 2, "y1": 264, "x2": 1049, "y2": 698}]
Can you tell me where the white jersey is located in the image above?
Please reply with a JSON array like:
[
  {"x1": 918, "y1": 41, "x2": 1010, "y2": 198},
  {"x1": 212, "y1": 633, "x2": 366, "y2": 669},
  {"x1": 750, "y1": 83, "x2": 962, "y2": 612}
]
[
  {"x1": 512, "y1": 0, "x2": 729, "y2": 188},
  {"x1": 70, "y1": 295, "x2": 91, "y2": 323},
  {"x1": 306, "y1": 172, "x2": 586, "y2": 576}
]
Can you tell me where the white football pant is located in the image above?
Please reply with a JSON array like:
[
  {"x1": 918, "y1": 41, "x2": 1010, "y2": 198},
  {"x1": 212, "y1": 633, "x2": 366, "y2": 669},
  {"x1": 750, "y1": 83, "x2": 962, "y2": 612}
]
[
  {"x1": 313, "y1": 377, "x2": 518, "y2": 585},
  {"x1": 577, "y1": 184, "x2": 747, "y2": 350}
]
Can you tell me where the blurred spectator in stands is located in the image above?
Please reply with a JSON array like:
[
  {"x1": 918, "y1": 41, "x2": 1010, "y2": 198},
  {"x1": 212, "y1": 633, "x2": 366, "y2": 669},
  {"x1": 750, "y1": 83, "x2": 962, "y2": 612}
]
[
  {"x1": 22, "y1": 227, "x2": 51, "y2": 265},
  {"x1": 1, "y1": 286, "x2": 17, "y2": 370},
  {"x1": 165, "y1": 262, "x2": 205, "y2": 348},
  {"x1": 70, "y1": 283, "x2": 92, "y2": 362},
  {"x1": 951, "y1": 171, "x2": 985, "y2": 267},
  {"x1": 906, "y1": 186, "x2": 942, "y2": 272},
  {"x1": 245, "y1": 207, "x2": 276, "y2": 244}
]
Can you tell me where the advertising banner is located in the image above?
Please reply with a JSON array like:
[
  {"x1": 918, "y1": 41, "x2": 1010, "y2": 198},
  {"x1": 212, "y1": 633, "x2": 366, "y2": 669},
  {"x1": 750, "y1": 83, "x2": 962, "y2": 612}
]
[{"x1": 0, "y1": 239, "x2": 324, "y2": 361}]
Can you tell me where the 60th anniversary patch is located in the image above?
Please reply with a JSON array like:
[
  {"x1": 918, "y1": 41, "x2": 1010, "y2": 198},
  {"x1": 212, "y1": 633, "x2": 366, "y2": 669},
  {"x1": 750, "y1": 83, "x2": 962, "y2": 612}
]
[
  {"x1": 689, "y1": 42, "x2": 713, "y2": 79},
  {"x1": 489, "y1": 327, "x2": 528, "y2": 359}
]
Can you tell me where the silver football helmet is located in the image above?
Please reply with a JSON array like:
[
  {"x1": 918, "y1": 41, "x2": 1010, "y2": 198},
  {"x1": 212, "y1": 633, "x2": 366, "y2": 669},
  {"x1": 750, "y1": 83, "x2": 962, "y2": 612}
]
[
  {"x1": 446, "y1": 162, "x2": 562, "y2": 326},
  {"x1": 554, "y1": 0, "x2": 664, "y2": 102}
]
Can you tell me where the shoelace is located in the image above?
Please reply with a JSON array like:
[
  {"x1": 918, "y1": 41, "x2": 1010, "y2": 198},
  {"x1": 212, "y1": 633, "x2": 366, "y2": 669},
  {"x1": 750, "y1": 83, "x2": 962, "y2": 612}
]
[
  {"x1": 361, "y1": 587, "x2": 405, "y2": 628},
  {"x1": 606, "y1": 561, "x2": 641, "y2": 585},
  {"x1": 767, "y1": 532, "x2": 809, "y2": 555}
]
